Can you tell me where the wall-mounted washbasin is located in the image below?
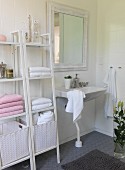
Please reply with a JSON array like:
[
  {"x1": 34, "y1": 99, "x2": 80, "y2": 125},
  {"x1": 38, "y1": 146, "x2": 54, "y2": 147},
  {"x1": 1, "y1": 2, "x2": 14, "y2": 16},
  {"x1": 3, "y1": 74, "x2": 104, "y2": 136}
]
[
  {"x1": 55, "y1": 86, "x2": 106, "y2": 148},
  {"x1": 55, "y1": 86, "x2": 106, "y2": 101}
]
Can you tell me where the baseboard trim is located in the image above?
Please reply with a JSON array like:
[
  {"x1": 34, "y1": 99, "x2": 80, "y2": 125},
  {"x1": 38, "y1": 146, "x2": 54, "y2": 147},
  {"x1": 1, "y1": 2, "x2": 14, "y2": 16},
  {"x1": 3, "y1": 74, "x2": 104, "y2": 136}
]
[
  {"x1": 59, "y1": 128, "x2": 113, "y2": 145},
  {"x1": 59, "y1": 128, "x2": 95, "y2": 145},
  {"x1": 94, "y1": 128, "x2": 113, "y2": 137}
]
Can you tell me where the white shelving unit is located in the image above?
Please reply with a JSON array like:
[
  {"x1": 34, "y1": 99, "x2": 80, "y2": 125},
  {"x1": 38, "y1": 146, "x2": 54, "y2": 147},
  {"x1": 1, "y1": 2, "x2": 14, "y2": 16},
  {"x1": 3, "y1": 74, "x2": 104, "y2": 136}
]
[
  {"x1": 22, "y1": 33, "x2": 60, "y2": 169},
  {"x1": 0, "y1": 31, "x2": 60, "y2": 170},
  {"x1": 0, "y1": 31, "x2": 34, "y2": 170}
]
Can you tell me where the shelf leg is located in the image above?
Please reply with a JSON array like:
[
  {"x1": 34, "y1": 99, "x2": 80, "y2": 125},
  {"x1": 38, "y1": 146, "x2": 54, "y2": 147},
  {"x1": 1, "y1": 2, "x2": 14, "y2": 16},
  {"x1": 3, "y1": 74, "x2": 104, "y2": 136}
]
[
  {"x1": 0, "y1": 154, "x2": 2, "y2": 170},
  {"x1": 56, "y1": 129, "x2": 60, "y2": 163}
]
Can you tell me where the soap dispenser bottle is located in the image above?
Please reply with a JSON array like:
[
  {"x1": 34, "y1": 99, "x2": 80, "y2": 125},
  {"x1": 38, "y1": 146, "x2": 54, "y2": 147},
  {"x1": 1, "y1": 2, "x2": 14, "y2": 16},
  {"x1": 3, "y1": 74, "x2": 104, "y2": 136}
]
[{"x1": 73, "y1": 74, "x2": 79, "y2": 88}]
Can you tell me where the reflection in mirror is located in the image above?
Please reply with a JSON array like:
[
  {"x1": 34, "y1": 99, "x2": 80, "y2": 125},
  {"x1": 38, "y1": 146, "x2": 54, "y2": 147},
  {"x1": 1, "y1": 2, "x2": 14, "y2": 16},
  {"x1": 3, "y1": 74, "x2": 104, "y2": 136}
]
[
  {"x1": 48, "y1": 2, "x2": 88, "y2": 71},
  {"x1": 54, "y1": 13, "x2": 84, "y2": 65}
]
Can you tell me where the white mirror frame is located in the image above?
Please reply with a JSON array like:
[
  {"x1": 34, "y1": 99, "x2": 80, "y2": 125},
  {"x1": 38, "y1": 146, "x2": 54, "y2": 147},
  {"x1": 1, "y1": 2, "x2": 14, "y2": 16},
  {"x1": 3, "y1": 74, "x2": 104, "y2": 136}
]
[{"x1": 47, "y1": 2, "x2": 88, "y2": 72}]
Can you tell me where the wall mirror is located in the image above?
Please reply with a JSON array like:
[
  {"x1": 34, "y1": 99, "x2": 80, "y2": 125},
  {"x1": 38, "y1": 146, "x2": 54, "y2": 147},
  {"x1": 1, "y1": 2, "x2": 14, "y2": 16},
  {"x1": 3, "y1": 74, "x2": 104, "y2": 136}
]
[{"x1": 47, "y1": 2, "x2": 88, "y2": 71}]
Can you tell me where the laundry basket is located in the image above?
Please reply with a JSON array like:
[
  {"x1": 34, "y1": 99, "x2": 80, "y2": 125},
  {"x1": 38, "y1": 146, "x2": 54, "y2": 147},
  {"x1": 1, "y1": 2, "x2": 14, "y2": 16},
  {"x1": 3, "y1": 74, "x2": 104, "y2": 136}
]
[
  {"x1": 34, "y1": 120, "x2": 57, "y2": 153},
  {"x1": 0, "y1": 121, "x2": 29, "y2": 166}
]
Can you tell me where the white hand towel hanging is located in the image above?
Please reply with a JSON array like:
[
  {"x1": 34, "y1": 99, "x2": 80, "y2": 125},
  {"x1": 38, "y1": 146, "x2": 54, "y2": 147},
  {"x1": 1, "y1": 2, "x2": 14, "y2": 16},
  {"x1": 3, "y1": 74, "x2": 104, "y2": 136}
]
[
  {"x1": 65, "y1": 90, "x2": 85, "y2": 122},
  {"x1": 103, "y1": 67, "x2": 117, "y2": 118}
]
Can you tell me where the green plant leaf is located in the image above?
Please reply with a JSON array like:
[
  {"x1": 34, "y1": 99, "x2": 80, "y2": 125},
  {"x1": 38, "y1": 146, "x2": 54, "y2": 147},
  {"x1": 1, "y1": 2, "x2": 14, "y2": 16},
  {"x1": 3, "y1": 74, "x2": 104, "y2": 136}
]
[
  {"x1": 114, "y1": 101, "x2": 125, "y2": 148},
  {"x1": 114, "y1": 118, "x2": 120, "y2": 124},
  {"x1": 64, "y1": 75, "x2": 72, "y2": 79},
  {"x1": 119, "y1": 110, "x2": 124, "y2": 117},
  {"x1": 118, "y1": 101, "x2": 122, "y2": 108}
]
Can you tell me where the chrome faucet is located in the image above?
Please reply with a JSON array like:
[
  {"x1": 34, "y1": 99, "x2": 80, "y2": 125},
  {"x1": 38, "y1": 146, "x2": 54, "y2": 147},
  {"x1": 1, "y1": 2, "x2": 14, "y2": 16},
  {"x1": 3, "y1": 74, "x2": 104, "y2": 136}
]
[{"x1": 79, "y1": 82, "x2": 89, "y2": 87}]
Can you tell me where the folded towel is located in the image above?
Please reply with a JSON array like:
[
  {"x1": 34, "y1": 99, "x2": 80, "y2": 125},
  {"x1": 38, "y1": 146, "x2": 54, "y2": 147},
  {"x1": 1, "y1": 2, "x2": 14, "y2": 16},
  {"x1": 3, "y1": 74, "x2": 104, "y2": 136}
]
[
  {"x1": 0, "y1": 101, "x2": 23, "y2": 109},
  {"x1": 42, "y1": 111, "x2": 53, "y2": 117},
  {"x1": 32, "y1": 97, "x2": 52, "y2": 106},
  {"x1": 37, "y1": 111, "x2": 54, "y2": 125},
  {"x1": 0, "y1": 94, "x2": 23, "y2": 105},
  {"x1": 0, "y1": 105, "x2": 24, "y2": 114},
  {"x1": 66, "y1": 90, "x2": 85, "y2": 122},
  {"x1": 29, "y1": 72, "x2": 51, "y2": 77},
  {"x1": 29, "y1": 67, "x2": 51, "y2": 72},
  {"x1": 32, "y1": 103, "x2": 52, "y2": 111},
  {"x1": 0, "y1": 109, "x2": 23, "y2": 118},
  {"x1": 103, "y1": 67, "x2": 117, "y2": 118}
]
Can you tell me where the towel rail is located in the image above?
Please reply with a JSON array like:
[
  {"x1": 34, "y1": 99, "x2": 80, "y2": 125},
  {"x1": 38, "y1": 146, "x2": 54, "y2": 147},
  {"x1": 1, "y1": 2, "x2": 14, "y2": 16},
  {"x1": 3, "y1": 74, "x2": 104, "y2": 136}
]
[{"x1": 110, "y1": 66, "x2": 122, "y2": 69}]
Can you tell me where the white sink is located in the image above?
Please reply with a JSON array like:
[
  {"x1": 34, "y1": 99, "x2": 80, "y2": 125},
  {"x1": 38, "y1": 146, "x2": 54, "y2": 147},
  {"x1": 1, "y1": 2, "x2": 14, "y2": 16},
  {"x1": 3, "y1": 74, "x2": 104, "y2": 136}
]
[
  {"x1": 55, "y1": 86, "x2": 106, "y2": 148},
  {"x1": 55, "y1": 86, "x2": 106, "y2": 101}
]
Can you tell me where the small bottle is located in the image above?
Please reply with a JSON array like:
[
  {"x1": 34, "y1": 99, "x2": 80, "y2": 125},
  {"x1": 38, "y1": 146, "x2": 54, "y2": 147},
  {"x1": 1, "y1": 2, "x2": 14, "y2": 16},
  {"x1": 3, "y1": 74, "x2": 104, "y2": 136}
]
[
  {"x1": 0, "y1": 62, "x2": 6, "y2": 78},
  {"x1": 72, "y1": 74, "x2": 79, "y2": 88},
  {"x1": 6, "y1": 68, "x2": 13, "y2": 79},
  {"x1": 75, "y1": 74, "x2": 79, "y2": 88}
]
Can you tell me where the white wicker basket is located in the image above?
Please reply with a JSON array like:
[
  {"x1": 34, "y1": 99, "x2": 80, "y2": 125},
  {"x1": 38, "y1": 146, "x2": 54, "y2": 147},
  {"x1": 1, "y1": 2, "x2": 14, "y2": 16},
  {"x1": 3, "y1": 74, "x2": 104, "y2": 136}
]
[
  {"x1": 34, "y1": 121, "x2": 57, "y2": 153},
  {"x1": 0, "y1": 121, "x2": 29, "y2": 166}
]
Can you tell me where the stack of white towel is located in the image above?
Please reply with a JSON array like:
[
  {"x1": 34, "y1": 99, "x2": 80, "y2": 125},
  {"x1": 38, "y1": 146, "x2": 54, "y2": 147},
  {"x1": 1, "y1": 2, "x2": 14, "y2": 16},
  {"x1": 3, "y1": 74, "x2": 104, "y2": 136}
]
[
  {"x1": 29, "y1": 67, "x2": 51, "y2": 77},
  {"x1": 37, "y1": 111, "x2": 54, "y2": 125},
  {"x1": 31, "y1": 97, "x2": 52, "y2": 111}
]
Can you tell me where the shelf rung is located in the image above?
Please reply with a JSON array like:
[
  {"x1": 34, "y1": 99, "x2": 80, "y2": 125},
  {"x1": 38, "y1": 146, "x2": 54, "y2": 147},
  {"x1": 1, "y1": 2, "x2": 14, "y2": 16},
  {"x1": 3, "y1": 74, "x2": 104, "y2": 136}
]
[
  {"x1": 31, "y1": 106, "x2": 55, "y2": 114},
  {"x1": 0, "y1": 77, "x2": 24, "y2": 82},
  {"x1": 28, "y1": 75, "x2": 53, "y2": 80},
  {"x1": 1, "y1": 155, "x2": 30, "y2": 169},
  {"x1": 0, "y1": 112, "x2": 26, "y2": 121},
  {"x1": 35, "y1": 146, "x2": 56, "y2": 156},
  {"x1": 0, "y1": 42, "x2": 20, "y2": 45},
  {"x1": 26, "y1": 43, "x2": 50, "y2": 47}
]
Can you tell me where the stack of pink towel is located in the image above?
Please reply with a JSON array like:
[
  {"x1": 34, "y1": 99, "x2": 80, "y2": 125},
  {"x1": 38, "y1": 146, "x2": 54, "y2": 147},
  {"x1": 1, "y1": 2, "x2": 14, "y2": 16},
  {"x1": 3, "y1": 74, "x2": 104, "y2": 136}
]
[{"x1": 0, "y1": 94, "x2": 24, "y2": 118}]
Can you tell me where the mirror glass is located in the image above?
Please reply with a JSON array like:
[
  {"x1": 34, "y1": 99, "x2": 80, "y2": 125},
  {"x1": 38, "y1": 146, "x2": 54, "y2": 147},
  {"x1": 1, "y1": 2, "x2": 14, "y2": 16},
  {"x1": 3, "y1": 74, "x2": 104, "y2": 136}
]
[{"x1": 48, "y1": 2, "x2": 88, "y2": 71}]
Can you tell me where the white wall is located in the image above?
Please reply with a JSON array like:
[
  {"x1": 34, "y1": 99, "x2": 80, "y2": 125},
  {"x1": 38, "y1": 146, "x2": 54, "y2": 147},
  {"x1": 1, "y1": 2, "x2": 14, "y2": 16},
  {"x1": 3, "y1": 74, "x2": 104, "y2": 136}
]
[
  {"x1": 0, "y1": 0, "x2": 98, "y2": 143},
  {"x1": 52, "y1": 0, "x2": 98, "y2": 143},
  {"x1": 0, "y1": 0, "x2": 97, "y2": 87},
  {"x1": 53, "y1": 0, "x2": 97, "y2": 88},
  {"x1": 0, "y1": 0, "x2": 47, "y2": 40},
  {"x1": 95, "y1": 0, "x2": 125, "y2": 136}
]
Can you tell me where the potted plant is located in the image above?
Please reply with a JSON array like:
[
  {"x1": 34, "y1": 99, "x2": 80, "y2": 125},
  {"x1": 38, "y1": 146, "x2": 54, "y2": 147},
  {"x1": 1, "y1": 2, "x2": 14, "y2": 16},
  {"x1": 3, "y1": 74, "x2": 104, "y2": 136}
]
[
  {"x1": 64, "y1": 75, "x2": 72, "y2": 89},
  {"x1": 114, "y1": 101, "x2": 125, "y2": 158}
]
